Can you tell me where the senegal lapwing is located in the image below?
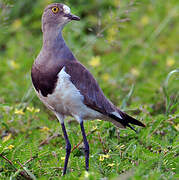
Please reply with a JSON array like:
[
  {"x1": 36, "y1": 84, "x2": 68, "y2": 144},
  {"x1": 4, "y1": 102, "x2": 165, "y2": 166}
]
[{"x1": 31, "y1": 3, "x2": 145, "y2": 175}]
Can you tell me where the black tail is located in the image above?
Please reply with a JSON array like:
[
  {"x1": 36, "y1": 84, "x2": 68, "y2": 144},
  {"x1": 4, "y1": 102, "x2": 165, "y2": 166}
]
[{"x1": 108, "y1": 111, "x2": 145, "y2": 133}]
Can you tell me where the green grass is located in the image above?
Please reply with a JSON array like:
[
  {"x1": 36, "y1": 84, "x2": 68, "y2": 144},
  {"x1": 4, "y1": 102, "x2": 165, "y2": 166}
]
[{"x1": 0, "y1": 0, "x2": 179, "y2": 179}]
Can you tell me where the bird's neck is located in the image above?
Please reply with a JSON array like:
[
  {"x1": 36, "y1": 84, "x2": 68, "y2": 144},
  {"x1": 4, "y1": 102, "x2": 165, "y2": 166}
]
[
  {"x1": 41, "y1": 27, "x2": 76, "y2": 62},
  {"x1": 42, "y1": 28, "x2": 76, "y2": 61},
  {"x1": 42, "y1": 27, "x2": 66, "y2": 50}
]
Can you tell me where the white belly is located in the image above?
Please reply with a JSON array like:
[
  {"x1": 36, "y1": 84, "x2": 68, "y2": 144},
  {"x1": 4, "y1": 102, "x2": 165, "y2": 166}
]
[{"x1": 35, "y1": 67, "x2": 102, "y2": 120}]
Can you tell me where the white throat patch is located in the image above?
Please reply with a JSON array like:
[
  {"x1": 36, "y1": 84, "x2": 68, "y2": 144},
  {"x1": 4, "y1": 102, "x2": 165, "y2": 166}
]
[{"x1": 63, "y1": 5, "x2": 71, "y2": 14}]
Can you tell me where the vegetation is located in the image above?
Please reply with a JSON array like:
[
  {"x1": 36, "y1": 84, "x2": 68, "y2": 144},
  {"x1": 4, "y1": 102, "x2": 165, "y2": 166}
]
[{"x1": 0, "y1": 0, "x2": 178, "y2": 179}]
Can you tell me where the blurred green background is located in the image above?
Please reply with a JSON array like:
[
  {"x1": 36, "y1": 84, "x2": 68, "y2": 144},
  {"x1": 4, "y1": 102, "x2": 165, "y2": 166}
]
[{"x1": 0, "y1": 0, "x2": 178, "y2": 179}]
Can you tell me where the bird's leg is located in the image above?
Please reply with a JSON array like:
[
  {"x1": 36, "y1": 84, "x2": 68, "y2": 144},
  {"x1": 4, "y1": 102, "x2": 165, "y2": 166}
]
[
  {"x1": 80, "y1": 121, "x2": 89, "y2": 171},
  {"x1": 61, "y1": 122, "x2": 71, "y2": 175}
]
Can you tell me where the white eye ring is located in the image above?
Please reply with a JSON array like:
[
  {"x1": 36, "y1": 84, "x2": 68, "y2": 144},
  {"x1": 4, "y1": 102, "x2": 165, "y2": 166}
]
[{"x1": 63, "y1": 5, "x2": 71, "y2": 14}]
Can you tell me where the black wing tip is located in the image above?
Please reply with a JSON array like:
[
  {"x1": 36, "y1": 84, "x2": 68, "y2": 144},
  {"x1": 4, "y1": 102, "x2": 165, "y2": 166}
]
[
  {"x1": 108, "y1": 111, "x2": 146, "y2": 132},
  {"x1": 123, "y1": 112, "x2": 146, "y2": 128}
]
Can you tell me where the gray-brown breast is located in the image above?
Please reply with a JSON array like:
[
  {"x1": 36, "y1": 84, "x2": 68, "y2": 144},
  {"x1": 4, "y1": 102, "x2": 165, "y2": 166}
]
[
  {"x1": 31, "y1": 64, "x2": 62, "y2": 97},
  {"x1": 31, "y1": 38, "x2": 75, "y2": 97}
]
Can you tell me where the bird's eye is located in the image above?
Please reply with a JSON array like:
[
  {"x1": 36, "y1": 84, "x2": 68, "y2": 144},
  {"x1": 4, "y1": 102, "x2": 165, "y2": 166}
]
[{"x1": 52, "y1": 7, "x2": 59, "y2": 14}]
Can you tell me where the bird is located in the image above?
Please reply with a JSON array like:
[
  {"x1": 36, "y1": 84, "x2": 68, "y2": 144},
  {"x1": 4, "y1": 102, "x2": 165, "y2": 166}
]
[{"x1": 31, "y1": 3, "x2": 145, "y2": 175}]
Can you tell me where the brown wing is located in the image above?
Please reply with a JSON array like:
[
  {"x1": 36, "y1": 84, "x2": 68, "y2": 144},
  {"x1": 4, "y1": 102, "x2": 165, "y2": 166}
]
[{"x1": 64, "y1": 61, "x2": 115, "y2": 116}]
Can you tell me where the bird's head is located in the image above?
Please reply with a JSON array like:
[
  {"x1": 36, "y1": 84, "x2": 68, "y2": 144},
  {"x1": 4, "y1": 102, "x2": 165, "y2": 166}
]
[{"x1": 42, "y1": 3, "x2": 80, "y2": 32}]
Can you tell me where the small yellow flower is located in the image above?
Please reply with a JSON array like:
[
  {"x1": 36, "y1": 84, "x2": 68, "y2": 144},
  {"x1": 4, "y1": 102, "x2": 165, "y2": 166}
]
[
  {"x1": 9, "y1": 60, "x2": 20, "y2": 69},
  {"x1": 99, "y1": 155, "x2": 104, "y2": 161},
  {"x1": 2, "y1": 133, "x2": 12, "y2": 143},
  {"x1": 92, "y1": 126, "x2": 98, "y2": 131},
  {"x1": 27, "y1": 107, "x2": 34, "y2": 112},
  {"x1": 8, "y1": 145, "x2": 14, "y2": 150},
  {"x1": 40, "y1": 126, "x2": 50, "y2": 132},
  {"x1": 107, "y1": 163, "x2": 115, "y2": 167},
  {"x1": 27, "y1": 107, "x2": 40, "y2": 113},
  {"x1": 89, "y1": 56, "x2": 101, "y2": 67},
  {"x1": 174, "y1": 124, "x2": 179, "y2": 131},
  {"x1": 34, "y1": 108, "x2": 40, "y2": 113},
  {"x1": 99, "y1": 154, "x2": 110, "y2": 161},
  {"x1": 140, "y1": 15, "x2": 149, "y2": 26},
  {"x1": 12, "y1": 19, "x2": 22, "y2": 30},
  {"x1": 103, "y1": 154, "x2": 110, "y2": 158},
  {"x1": 15, "y1": 108, "x2": 25, "y2": 115},
  {"x1": 97, "y1": 119, "x2": 101, "y2": 122},
  {"x1": 61, "y1": 157, "x2": 65, "y2": 161},
  {"x1": 131, "y1": 68, "x2": 140, "y2": 76},
  {"x1": 166, "y1": 57, "x2": 175, "y2": 67},
  {"x1": 102, "y1": 73, "x2": 110, "y2": 81}
]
